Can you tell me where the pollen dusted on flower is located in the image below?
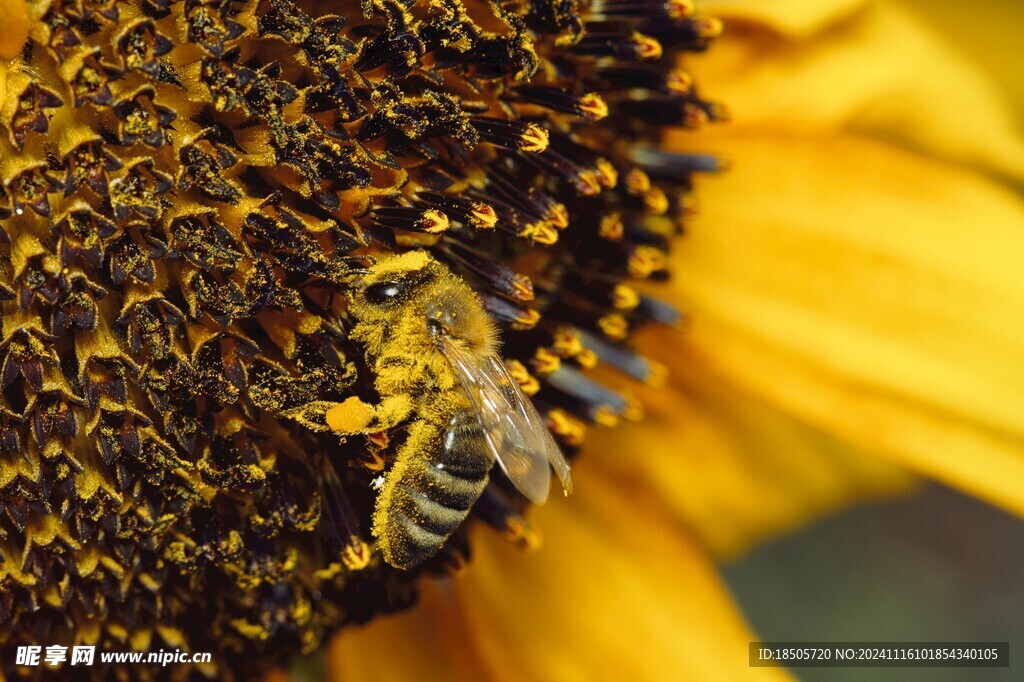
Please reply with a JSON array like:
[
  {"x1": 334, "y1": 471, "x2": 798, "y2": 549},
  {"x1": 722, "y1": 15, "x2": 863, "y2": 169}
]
[{"x1": 0, "y1": 0, "x2": 721, "y2": 678}]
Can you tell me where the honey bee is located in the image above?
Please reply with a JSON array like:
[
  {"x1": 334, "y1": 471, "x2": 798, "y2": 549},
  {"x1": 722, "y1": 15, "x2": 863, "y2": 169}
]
[{"x1": 326, "y1": 251, "x2": 572, "y2": 569}]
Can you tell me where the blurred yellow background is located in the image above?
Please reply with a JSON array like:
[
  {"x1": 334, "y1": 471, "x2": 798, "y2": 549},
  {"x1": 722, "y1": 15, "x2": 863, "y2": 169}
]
[{"x1": 898, "y1": 0, "x2": 1024, "y2": 119}]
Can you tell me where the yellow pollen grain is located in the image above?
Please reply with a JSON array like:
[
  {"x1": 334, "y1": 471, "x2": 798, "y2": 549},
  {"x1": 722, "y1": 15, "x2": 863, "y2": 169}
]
[
  {"x1": 469, "y1": 202, "x2": 497, "y2": 229},
  {"x1": 519, "y1": 221, "x2": 558, "y2": 245},
  {"x1": 519, "y1": 123, "x2": 549, "y2": 153},
  {"x1": 625, "y1": 168, "x2": 651, "y2": 196},
  {"x1": 679, "y1": 195, "x2": 699, "y2": 215},
  {"x1": 599, "y1": 212, "x2": 624, "y2": 241},
  {"x1": 548, "y1": 409, "x2": 585, "y2": 446},
  {"x1": 695, "y1": 16, "x2": 723, "y2": 38},
  {"x1": 593, "y1": 406, "x2": 620, "y2": 428},
  {"x1": 666, "y1": 0, "x2": 694, "y2": 20},
  {"x1": 577, "y1": 92, "x2": 608, "y2": 120},
  {"x1": 595, "y1": 158, "x2": 618, "y2": 188},
  {"x1": 510, "y1": 276, "x2": 534, "y2": 301},
  {"x1": 645, "y1": 360, "x2": 669, "y2": 388},
  {"x1": 506, "y1": 359, "x2": 540, "y2": 396},
  {"x1": 373, "y1": 250, "x2": 431, "y2": 276},
  {"x1": 341, "y1": 539, "x2": 372, "y2": 570},
  {"x1": 612, "y1": 284, "x2": 640, "y2": 311},
  {"x1": 577, "y1": 170, "x2": 602, "y2": 196},
  {"x1": 683, "y1": 104, "x2": 709, "y2": 129},
  {"x1": 513, "y1": 308, "x2": 541, "y2": 330},
  {"x1": 628, "y1": 245, "x2": 666, "y2": 278},
  {"x1": 547, "y1": 201, "x2": 569, "y2": 229},
  {"x1": 326, "y1": 396, "x2": 376, "y2": 433},
  {"x1": 598, "y1": 313, "x2": 629, "y2": 340},
  {"x1": 532, "y1": 348, "x2": 561, "y2": 375},
  {"x1": 576, "y1": 348, "x2": 598, "y2": 370},
  {"x1": 553, "y1": 328, "x2": 583, "y2": 357},
  {"x1": 644, "y1": 188, "x2": 669, "y2": 215},
  {"x1": 706, "y1": 102, "x2": 731, "y2": 122},
  {"x1": 623, "y1": 393, "x2": 645, "y2": 421},
  {"x1": 635, "y1": 33, "x2": 663, "y2": 61},
  {"x1": 418, "y1": 208, "x2": 450, "y2": 233}
]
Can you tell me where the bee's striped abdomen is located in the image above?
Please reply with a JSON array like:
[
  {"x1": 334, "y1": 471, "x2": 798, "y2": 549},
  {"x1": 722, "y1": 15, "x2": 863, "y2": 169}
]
[{"x1": 372, "y1": 409, "x2": 493, "y2": 569}]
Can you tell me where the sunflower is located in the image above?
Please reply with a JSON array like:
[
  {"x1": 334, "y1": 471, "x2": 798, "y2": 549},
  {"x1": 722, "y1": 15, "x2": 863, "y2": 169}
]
[
  {"x1": 329, "y1": 0, "x2": 1024, "y2": 679},
  {"x1": 0, "y1": 0, "x2": 727, "y2": 678}
]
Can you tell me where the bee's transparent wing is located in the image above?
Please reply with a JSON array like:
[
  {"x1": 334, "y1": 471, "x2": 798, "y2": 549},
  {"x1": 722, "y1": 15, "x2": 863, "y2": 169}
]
[{"x1": 439, "y1": 336, "x2": 572, "y2": 503}]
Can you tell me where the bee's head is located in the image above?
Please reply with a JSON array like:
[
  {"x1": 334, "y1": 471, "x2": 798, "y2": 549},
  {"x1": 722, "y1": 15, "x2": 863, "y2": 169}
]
[
  {"x1": 351, "y1": 251, "x2": 435, "y2": 315},
  {"x1": 349, "y1": 251, "x2": 496, "y2": 356}
]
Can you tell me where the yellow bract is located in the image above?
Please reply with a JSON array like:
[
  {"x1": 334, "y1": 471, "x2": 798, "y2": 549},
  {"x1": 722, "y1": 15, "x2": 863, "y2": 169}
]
[{"x1": 0, "y1": 1, "x2": 28, "y2": 59}]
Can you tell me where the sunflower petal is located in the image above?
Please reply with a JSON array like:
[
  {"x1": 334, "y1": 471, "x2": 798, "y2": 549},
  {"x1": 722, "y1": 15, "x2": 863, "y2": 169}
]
[
  {"x1": 662, "y1": 132, "x2": 1024, "y2": 517},
  {"x1": 586, "y1": 334, "x2": 915, "y2": 559},
  {"x1": 0, "y1": 0, "x2": 29, "y2": 59},
  {"x1": 700, "y1": 0, "x2": 867, "y2": 38},
  {"x1": 688, "y1": 1, "x2": 1024, "y2": 183},
  {"x1": 329, "y1": 465, "x2": 791, "y2": 681}
]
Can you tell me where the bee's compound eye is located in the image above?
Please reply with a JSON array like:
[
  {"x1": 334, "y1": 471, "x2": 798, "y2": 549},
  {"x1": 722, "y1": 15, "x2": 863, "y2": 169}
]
[{"x1": 364, "y1": 280, "x2": 406, "y2": 304}]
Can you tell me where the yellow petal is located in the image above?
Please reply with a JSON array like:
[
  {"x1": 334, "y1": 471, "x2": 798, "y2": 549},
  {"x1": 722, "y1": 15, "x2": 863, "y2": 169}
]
[
  {"x1": 663, "y1": 131, "x2": 1024, "y2": 517},
  {"x1": 699, "y1": 0, "x2": 867, "y2": 38},
  {"x1": 586, "y1": 330, "x2": 915, "y2": 559},
  {"x1": 329, "y1": 464, "x2": 791, "y2": 681},
  {"x1": 0, "y1": 0, "x2": 29, "y2": 59},
  {"x1": 897, "y1": 0, "x2": 1024, "y2": 118},
  {"x1": 687, "y1": 1, "x2": 1024, "y2": 183}
]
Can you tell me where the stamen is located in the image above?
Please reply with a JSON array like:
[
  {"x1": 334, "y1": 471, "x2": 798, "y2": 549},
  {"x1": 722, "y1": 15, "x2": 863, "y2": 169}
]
[
  {"x1": 597, "y1": 313, "x2": 630, "y2": 340},
  {"x1": 318, "y1": 458, "x2": 369, "y2": 570},
  {"x1": 371, "y1": 206, "x2": 450, "y2": 233},
  {"x1": 548, "y1": 131, "x2": 618, "y2": 190},
  {"x1": 643, "y1": 188, "x2": 669, "y2": 215},
  {"x1": 615, "y1": 97, "x2": 708, "y2": 128},
  {"x1": 636, "y1": 294, "x2": 683, "y2": 326},
  {"x1": 479, "y1": 294, "x2": 541, "y2": 330},
  {"x1": 575, "y1": 329, "x2": 668, "y2": 386},
  {"x1": 520, "y1": 148, "x2": 602, "y2": 196},
  {"x1": 599, "y1": 212, "x2": 625, "y2": 241},
  {"x1": 546, "y1": 408, "x2": 586, "y2": 446},
  {"x1": 474, "y1": 487, "x2": 543, "y2": 550},
  {"x1": 505, "y1": 359, "x2": 540, "y2": 396},
  {"x1": 611, "y1": 284, "x2": 640, "y2": 311},
  {"x1": 439, "y1": 242, "x2": 535, "y2": 302},
  {"x1": 484, "y1": 169, "x2": 568, "y2": 228},
  {"x1": 517, "y1": 222, "x2": 559, "y2": 245},
  {"x1": 589, "y1": 0, "x2": 694, "y2": 21},
  {"x1": 415, "y1": 192, "x2": 497, "y2": 230},
  {"x1": 593, "y1": 64, "x2": 691, "y2": 95},
  {"x1": 629, "y1": 146, "x2": 725, "y2": 179},
  {"x1": 507, "y1": 85, "x2": 609, "y2": 120},
  {"x1": 531, "y1": 348, "x2": 562, "y2": 376},
  {"x1": 598, "y1": 215, "x2": 622, "y2": 244},
  {"x1": 552, "y1": 328, "x2": 586, "y2": 358},
  {"x1": 571, "y1": 30, "x2": 662, "y2": 61},
  {"x1": 627, "y1": 245, "x2": 668, "y2": 278},
  {"x1": 543, "y1": 365, "x2": 630, "y2": 421},
  {"x1": 469, "y1": 117, "x2": 550, "y2": 153}
]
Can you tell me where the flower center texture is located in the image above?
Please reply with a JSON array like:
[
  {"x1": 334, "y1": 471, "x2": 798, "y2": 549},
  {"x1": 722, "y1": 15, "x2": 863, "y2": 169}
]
[{"x1": 0, "y1": 0, "x2": 723, "y2": 677}]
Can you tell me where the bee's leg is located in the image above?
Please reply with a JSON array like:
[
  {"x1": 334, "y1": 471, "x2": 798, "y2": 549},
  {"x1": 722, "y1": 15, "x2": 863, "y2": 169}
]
[{"x1": 324, "y1": 395, "x2": 413, "y2": 434}]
